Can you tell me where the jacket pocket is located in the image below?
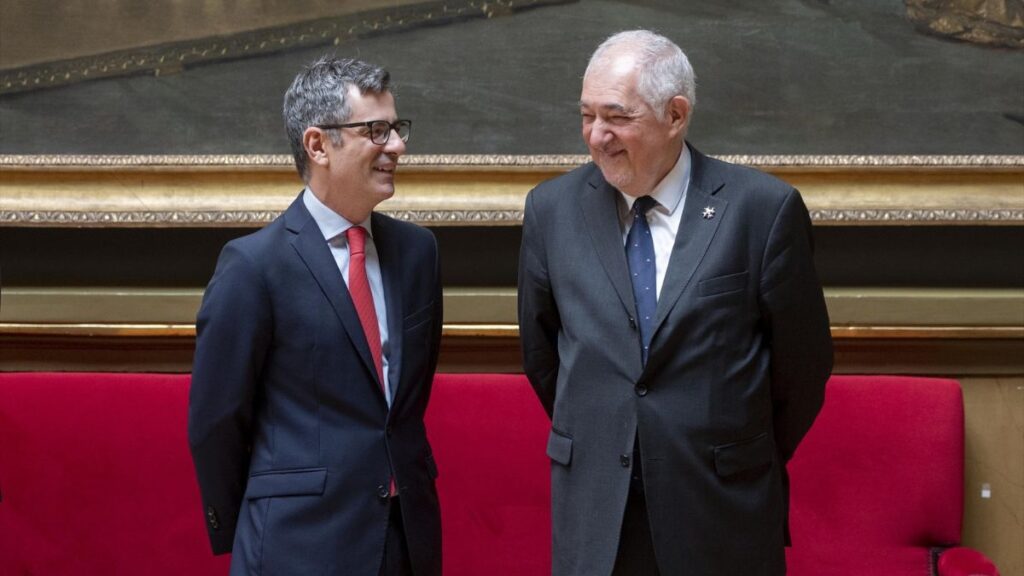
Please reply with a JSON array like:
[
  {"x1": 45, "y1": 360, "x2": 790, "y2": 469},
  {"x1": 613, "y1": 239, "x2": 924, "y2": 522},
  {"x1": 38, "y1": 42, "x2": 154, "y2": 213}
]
[
  {"x1": 713, "y1": 432, "x2": 773, "y2": 477},
  {"x1": 698, "y1": 271, "x2": 748, "y2": 297},
  {"x1": 245, "y1": 467, "x2": 328, "y2": 499},
  {"x1": 546, "y1": 428, "x2": 573, "y2": 466}
]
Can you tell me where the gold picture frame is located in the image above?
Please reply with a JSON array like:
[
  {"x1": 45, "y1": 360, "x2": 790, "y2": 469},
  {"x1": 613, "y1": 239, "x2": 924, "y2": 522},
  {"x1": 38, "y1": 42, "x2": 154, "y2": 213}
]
[{"x1": 2, "y1": 154, "x2": 1022, "y2": 227}]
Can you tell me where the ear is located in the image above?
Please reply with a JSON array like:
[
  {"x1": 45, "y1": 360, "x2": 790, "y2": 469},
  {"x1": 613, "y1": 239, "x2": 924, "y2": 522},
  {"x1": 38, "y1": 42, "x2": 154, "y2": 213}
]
[
  {"x1": 666, "y1": 95, "x2": 691, "y2": 137},
  {"x1": 303, "y1": 127, "x2": 332, "y2": 169}
]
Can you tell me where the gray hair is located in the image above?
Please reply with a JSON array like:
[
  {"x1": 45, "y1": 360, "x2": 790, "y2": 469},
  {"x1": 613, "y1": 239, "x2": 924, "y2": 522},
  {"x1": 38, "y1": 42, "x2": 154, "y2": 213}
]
[
  {"x1": 586, "y1": 30, "x2": 696, "y2": 122},
  {"x1": 283, "y1": 56, "x2": 391, "y2": 180}
]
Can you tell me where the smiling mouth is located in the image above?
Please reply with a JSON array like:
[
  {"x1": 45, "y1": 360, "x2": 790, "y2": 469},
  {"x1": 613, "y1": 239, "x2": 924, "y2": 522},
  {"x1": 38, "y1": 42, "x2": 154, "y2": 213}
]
[{"x1": 373, "y1": 166, "x2": 395, "y2": 174}]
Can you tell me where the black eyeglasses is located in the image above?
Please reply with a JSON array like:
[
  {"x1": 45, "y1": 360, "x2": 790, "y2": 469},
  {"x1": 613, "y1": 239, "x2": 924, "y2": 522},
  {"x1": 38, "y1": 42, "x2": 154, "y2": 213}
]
[{"x1": 315, "y1": 119, "x2": 411, "y2": 145}]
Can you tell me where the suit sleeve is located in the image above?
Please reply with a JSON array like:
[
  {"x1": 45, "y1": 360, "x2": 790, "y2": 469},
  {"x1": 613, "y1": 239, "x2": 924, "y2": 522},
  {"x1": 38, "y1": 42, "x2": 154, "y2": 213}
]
[
  {"x1": 427, "y1": 232, "x2": 444, "y2": 387},
  {"x1": 188, "y1": 242, "x2": 271, "y2": 554},
  {"x1": 517, "y1": 189, "x2": 561, "y2": 419},
  {"x1": 759, "y1": 189, "x2": 833, "y2": 462}
]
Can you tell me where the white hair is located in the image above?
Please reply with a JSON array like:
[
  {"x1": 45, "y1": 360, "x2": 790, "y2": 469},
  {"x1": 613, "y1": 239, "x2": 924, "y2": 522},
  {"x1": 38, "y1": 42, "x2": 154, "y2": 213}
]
[{"x1": 585, "y1": 30, "x2": 697, "y2": 121}]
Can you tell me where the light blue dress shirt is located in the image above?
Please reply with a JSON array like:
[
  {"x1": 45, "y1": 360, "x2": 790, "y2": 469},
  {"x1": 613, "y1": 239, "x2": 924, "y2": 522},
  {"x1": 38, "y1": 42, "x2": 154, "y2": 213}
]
[
  {"x1": 303, "y1": 188, "x2": 393, "y2": 406},
  {"x1": 619, "y1": 144, "x2": 692, "y2": 299}
]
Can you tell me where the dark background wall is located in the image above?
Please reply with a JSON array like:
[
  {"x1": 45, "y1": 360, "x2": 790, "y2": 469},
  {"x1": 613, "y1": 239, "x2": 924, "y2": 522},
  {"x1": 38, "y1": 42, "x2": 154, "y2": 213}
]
[{"x1": 2, "y1": 225, "x2": 1023, "y2": 290}]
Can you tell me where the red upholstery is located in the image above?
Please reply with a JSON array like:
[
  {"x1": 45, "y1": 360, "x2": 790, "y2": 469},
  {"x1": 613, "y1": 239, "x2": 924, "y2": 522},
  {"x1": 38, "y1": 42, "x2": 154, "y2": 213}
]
[
  {"x1": 786, "y1": 546, "x2": 934, "y2": 575},
  {"x1": 786, "y1": 375, "x2": 966, "y2": 571},
  {"x1": 939, "y1": 547, "x2": 1001, "y2": 576},
  {"x1": 0, "y1": 372, "x2": 228, "y2": 576},
  {"x1": 0, "y1": 373, "x2": 998, "y2": 575},
  {"x1": 425, "y1": 373, "x2": 551, "y2": 576}
]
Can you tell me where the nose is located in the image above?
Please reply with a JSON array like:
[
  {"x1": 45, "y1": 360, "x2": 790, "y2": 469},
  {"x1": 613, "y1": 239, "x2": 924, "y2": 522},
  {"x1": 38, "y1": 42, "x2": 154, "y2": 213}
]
[
  {"x1": 385, "y1": 127, "x2": 406, "y2": 156},
  {"x1": 587, "y1": 118, "x2": 612, "y2": 149}
]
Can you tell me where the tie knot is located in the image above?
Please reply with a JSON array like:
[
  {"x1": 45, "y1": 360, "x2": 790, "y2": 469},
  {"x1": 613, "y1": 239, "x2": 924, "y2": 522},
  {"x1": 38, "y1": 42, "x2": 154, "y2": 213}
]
[
  {"x1": 346, "y1": 225, "x2": 367, "y2": 255},
  {"x1": 632, "y1": 196, "x2": 658, "y2": 216}
]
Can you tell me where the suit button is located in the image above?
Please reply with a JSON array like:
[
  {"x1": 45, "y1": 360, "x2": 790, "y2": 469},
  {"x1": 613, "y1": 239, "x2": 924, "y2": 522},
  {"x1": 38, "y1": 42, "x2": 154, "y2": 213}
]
[
  {"x1": 620, "y1": 454, "x2": 631, "y2": 467},
  {"x1": 635, "y1": 384, "x2": 648, "y2": 397},
  {"x1": 386, "y1": 425, "x2": 393, "y2": 436},
  {"x1": 206, "y1": 506, "x2": 220, "y2": 530},
  {"x1": 377, "y1": 485, "x2": 389, "y2": 500},
  {"x1": 628, "y1": 317, "x2": 637, "y2": 330}
]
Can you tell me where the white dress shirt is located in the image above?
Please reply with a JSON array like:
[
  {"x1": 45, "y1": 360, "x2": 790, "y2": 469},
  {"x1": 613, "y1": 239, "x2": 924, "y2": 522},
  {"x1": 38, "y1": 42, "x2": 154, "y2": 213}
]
[
  {"x1": 620, "y1": 144, "x2": 692, "y2": 298},
  {"x1": 303, "y1": 188, "x2": 393, "y2": 406}
]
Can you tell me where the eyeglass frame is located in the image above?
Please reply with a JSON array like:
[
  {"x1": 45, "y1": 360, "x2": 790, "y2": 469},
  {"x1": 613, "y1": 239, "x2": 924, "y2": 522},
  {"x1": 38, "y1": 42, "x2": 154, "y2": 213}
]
[{"x1": 314, "y1": 119, "x2": 412, "y2": 145}]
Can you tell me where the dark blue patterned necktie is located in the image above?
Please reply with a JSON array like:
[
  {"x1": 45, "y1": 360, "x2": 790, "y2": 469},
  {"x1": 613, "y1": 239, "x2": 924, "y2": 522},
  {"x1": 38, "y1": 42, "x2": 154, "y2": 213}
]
[{"x1": 626, "y1": 195, "x2": 658, "y2": 365}]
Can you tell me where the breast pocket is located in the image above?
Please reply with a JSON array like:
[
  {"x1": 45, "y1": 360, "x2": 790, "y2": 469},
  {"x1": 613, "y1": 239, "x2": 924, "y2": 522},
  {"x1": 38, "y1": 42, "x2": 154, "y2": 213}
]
[{"x1": 698, "y1": 271, "x2": 749, "y2": 298}]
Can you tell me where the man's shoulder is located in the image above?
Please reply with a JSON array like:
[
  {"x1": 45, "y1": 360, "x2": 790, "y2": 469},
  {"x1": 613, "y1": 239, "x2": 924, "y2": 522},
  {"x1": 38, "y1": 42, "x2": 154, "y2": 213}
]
[
  {"x1": 530, "y1": 162, "x2": 601, "y2": 204},
  {"x1": 223, "y1": 212, "x2": 290, "y2": 256},
  {"x1": 691, "y1": 150, "x2": 812, "y2": 237},
  {"x1": 372, "y1": 211, "x2": 437, "y2": 247},
  {"x1": 698, "y1": 152, "x2": 792, "y2": 198}
]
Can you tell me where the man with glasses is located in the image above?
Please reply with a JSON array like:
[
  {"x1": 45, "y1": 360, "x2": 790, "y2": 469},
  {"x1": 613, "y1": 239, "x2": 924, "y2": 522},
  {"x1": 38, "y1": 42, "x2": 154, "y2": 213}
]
[
  {"x1": 518, "y1": 31, "x2": 833, "y2": 575},
  {"x1": 189, "y1": 56, "x2": 442, "y2": 576}
]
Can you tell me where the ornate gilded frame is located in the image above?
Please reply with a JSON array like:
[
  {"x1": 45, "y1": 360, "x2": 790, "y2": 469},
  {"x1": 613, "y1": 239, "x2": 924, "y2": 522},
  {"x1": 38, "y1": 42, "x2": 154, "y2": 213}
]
[
  {"x1": 2, "y1": 154, "x2": 1022, "y2": 373},
  {"x1": 2, "y1": 154, "x2": 1022, "y2": 227}
]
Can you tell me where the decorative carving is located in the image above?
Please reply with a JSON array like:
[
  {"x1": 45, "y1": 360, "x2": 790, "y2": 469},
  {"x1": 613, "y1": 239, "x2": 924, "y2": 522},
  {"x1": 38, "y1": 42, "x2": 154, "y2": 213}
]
[
  {"x1": 1, "y1": 153, "x2": 1023, "y2": 168},
  {"x1": 809, "y1": 209, "x2": 1024, "y2": 223},
  {"x1": 2, "y1": 154, "x2": 1021, "y2": 226},
  {"x1": 4, "y1": 208, "x2": 1022, "y2": 226}
]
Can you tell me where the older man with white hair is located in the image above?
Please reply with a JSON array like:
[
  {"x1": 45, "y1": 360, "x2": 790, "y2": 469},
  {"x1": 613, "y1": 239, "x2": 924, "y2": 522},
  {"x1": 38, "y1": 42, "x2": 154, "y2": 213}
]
[{"x1": 518, "y1": 30, "x2": 833, "y2": 576}]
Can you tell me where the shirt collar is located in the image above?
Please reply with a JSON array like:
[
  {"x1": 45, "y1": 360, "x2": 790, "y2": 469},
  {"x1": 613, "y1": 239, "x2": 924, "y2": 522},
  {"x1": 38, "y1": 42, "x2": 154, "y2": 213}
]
[
  {"x1": 302, "y1": 187, "x2": 372, "y2": 242},
  {"x1": 620, "y1": 143, "x2": 691, "y2": 215}
]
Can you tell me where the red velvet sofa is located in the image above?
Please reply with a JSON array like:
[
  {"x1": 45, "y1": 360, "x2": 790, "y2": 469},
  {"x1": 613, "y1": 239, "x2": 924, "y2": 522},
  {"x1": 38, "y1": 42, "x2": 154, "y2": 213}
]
[{"x1": 0, "y1": 373, "x2": 998, "y2": 575}]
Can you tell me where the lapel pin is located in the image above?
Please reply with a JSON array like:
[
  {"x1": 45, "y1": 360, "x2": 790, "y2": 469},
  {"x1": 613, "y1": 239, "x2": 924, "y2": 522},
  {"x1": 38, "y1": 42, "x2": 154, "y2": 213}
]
[{"x1": 702, "y1": 206, "x2": 716, "y2": 220}]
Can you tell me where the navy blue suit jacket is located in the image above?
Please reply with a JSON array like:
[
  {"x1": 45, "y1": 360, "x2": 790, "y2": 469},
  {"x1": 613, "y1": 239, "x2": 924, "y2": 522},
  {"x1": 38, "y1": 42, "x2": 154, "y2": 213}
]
[{"x1": 189, "y1": 194, "x2": 443, "y2": 576}]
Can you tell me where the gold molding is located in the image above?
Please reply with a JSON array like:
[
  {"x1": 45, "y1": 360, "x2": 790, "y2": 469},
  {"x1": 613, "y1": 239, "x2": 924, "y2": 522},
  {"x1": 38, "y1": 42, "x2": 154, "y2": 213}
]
[
  {"x1": 2, "y1": 151, "x2": 1024, "y2": 167},
  {"x1": 4, "y1": 153, "x2": 1024, "y2": 167},
  {"x1": 3, "y1": 287, "x2": 1022, "y2": 326},
  {"x1": 2, "y1": 322, "x2": 1021, "y2": 340},
  {"x1": 3, "y1": 286, "x2": 1022, "y2": 373},
  {"x1": 2, "y1": 154, "x2": 1022, "y2": 227},
  {"x1": 0, "y1": 323, "x2": 196, "y2": 337}
]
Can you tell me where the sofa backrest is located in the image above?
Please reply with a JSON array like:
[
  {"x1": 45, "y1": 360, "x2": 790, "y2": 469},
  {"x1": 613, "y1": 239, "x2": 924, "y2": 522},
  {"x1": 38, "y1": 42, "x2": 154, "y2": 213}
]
[
  {"x1": 426, "y1": 373, "x2": 551, "y2": 576},
  {"x1": 787, "y1": 375, "x2": 964, "y2": 548},
  {"x1": 0, "y1": 373, "x2": 964, "y2": 576},
  {"x1": 428, "y1": 374, "x2": 967, "y2": 573},
  {"x1": 0, "y1": 372, "x2": 227, "y2": 576}
]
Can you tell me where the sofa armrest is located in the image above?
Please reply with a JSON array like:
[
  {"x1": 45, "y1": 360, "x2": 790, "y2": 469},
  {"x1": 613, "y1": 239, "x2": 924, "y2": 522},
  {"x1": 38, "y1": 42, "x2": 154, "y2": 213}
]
[{"x1": 935, "y1": 547, "x2": 1000, "y2": 576}]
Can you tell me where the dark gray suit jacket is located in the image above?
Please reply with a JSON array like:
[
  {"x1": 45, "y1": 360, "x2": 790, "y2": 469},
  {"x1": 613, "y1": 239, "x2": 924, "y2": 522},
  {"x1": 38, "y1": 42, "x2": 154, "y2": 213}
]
[
  {"x1": 518, "y1": 145, "x2": 833, "y2": 576},
  {"x1": 189, "y1": 194, "x2": 443, "y2": 576}
]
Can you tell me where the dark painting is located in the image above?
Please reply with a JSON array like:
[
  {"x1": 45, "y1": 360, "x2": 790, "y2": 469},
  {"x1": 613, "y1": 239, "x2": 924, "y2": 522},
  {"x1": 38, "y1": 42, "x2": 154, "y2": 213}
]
[{"x1": 1, "y1": 0, "x2": 1022, "y2": 156}]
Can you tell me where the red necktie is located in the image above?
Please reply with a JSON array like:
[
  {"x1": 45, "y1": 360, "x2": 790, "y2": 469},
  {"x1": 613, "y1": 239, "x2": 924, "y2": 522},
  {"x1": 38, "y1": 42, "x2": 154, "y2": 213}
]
[
  {"x1": 346, "y1": 226, "x2": 384, "y2": 390},
  {"x1": 347, "y1": 226, "x2": 396, "y2": 496}
]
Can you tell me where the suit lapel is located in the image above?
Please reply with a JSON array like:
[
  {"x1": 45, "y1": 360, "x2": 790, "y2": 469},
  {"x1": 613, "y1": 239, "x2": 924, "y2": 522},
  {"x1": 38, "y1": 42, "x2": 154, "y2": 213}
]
[
  {"x1": 580, "y1": 172, "x2": 636, "y2": 318},
  {"x1": 285, "y1": 195, "x2": 381, "y2": 393},
  {"x1": 372, "y1": 212, "x2": 404, "y2": 404},
  {"x1": 650, "y1": 148, "x2": 728, "y2": 340}
]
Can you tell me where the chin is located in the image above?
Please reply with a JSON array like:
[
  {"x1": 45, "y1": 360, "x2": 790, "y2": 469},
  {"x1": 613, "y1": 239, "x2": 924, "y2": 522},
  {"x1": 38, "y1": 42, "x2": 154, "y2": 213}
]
[
  {"x1": 593, "y1": 156, "x2": 629, "y2": 186},
  {"x1": 599, "y1": 167, "x2": 632, "y2": 192}
]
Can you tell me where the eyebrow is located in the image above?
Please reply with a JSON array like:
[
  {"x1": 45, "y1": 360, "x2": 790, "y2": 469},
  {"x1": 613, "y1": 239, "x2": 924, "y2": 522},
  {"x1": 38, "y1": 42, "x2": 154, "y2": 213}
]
[{"x1": 579, "y1": 101, "x2": 634, "y2": 114}]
